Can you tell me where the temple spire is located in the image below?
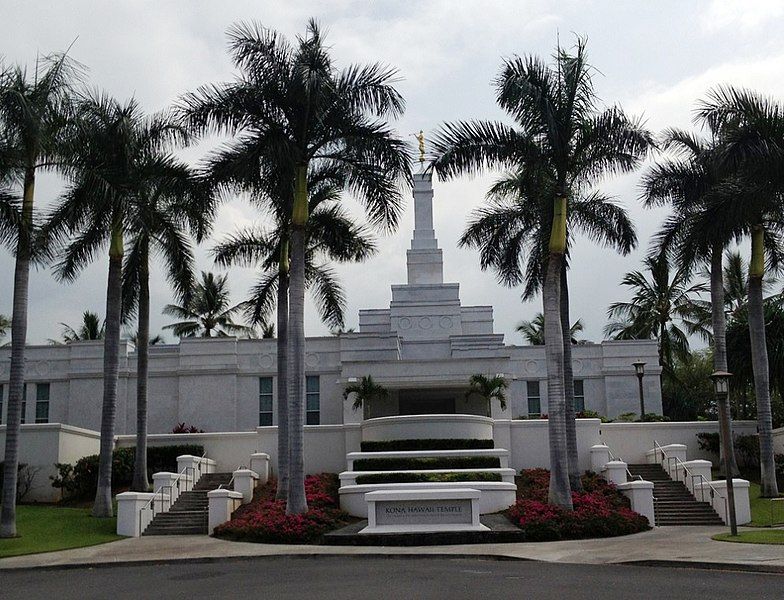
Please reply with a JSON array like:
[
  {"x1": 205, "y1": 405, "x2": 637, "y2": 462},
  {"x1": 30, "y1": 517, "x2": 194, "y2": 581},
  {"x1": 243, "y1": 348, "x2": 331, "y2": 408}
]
[{"x1": 406, "y1": 167, "x2": 443, "y2": 284}]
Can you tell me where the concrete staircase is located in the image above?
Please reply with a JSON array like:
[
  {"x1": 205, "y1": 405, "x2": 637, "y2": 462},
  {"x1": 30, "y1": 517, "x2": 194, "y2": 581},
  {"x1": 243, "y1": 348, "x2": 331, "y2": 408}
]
[
  {"x1": 627, "y1": 464, "x2": 724, "y2": 526},
  {"x1": 143, "y1": 472, "x2": 233, "y2": 536}
]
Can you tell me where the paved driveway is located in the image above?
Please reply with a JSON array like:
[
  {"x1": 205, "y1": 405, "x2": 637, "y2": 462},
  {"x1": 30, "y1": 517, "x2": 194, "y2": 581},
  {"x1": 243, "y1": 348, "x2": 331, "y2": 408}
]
[{"x1": 3, "y1": 556, "x2": 783, "y2": 600}]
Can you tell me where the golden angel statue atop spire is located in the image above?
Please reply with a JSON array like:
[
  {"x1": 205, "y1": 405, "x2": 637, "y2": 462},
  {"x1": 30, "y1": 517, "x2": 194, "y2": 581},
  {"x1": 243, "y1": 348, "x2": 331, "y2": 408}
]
[{"x1": 415, "y1": 130, "x2": 425, "y2": 164}]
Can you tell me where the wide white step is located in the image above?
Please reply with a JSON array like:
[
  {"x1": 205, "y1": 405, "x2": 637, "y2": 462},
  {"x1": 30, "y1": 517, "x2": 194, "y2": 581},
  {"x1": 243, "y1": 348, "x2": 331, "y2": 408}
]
[
  {"x1": 339, "y1": 467, "x2": 516, "y2": 486},
  {"x1": 347, "y1": 448, "x2": 509, "y2": 469}
]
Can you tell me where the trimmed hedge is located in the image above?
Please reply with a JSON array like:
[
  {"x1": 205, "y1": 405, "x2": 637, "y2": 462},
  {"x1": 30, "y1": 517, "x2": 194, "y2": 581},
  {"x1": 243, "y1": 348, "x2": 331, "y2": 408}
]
[
  {"x1": 360, "y1": 438, "x2": 495, "y2": 452},
  {"x1": 355, "y1": 471, "x2": 502, "y2": 484},
  {"x1": 51, "y1": 444, "x2": 204, "y2": 500},
  {"x1": 353, "y1": 456, "x2": 500, "y2": 471}
]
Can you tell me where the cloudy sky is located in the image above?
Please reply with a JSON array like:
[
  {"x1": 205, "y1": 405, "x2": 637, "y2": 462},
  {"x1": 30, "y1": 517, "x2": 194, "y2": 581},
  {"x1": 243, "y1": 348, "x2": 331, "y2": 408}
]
[{"x1": 2, "y1": 0, "x2": 783, "y2": 345}]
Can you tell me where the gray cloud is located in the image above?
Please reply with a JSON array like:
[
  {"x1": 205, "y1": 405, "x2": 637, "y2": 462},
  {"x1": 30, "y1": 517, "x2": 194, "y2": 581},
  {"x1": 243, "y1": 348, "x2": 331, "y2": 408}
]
[{"x1": 1, "y1": 1, "x2": 781, "y2": 345}]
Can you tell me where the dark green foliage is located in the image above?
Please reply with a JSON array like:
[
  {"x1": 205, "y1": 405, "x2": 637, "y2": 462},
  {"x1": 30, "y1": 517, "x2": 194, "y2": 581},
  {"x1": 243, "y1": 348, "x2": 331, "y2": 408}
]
[
  {"x1": 50, "y1": 444, "x2": 203, "y2": 500},
  {"x1": 360, "y1": 439, "x2": 495, "y2": 452},
  {"x1": 353, "y1": 456, "x2": 501, "y2": 471},
  {"x1": 355, "y1": 472, "x2": 502, "y2": 484},
  {"x1": 661, "y1": 350, "x2": 716, "y2": 420},
  {"x1": 697, "y1": 432, "x2": 762, "y2": 469}
]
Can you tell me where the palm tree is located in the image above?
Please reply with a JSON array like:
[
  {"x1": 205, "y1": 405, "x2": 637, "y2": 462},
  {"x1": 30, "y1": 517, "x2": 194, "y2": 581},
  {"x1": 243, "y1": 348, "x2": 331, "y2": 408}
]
[
  {"x1": 163, "y1": 271, "x2": 252, "y2": 338},
  {"x1": 517, "y1": 313, "x2": 584, "y2": 345},
  {"x1": 130, "y1": 332, "x2": 166, "y2": 346},
  {"x1": 179, "y1": 20, "x2": 410, "y2": 514},
  {"x1": 212, "y1": 167, "x2": 376, "y2": 499},
  {"x1": 0, "y1": 53, "x2": 81, "y2": 537},
  {"x1": 432, "y1": 38, "x2": 650, "y2": 507},
  {"x1": 605, "y1": 252, "x2": 707, "y2": 375},
  {"x1": 343, "y1": 375, "x2": 388, "y2": 414},
  {"x1": 698, "y1": 86, "x2": 784, "y2": 496},
  {"x1": 59, "y1": 311, "x2": 105, "y2": 341},
  {"x1": 0, "y1": 314, "x2": 10, "y2": 340},
  {"x1": 121, "y1": 160, "x2": 210, "y2": 492},
  {"x1": 45, "y1": 94, "x2": 191, "y2": 517},
  {"x1": 465, "y1": 374, "x2": 508, "y2": 417},
  {"x1": 641, "y1": 129, "x2": 742, "y2": 475}
]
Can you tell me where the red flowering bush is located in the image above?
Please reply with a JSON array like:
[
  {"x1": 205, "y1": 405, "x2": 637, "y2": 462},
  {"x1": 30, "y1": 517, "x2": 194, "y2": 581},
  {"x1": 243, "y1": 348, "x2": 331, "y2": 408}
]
[
  {"x1": 213, "y1": 473, "x2": 351, "y2": 544},
  {"x1": 507, "y1": 469, "x2": 650, "y2": 541}
]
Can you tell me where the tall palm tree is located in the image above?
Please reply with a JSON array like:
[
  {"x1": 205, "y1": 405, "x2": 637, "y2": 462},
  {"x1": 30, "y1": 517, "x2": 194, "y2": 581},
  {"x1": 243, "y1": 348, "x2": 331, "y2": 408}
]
[
  {"x1": 343, "y1": 375, "x2": 388, "y2": 414},
  {"x1": 121, "y1": 162, "x2": 210, "y2": 492},
  {"x1": 163, "y1": 271, "x2": 252, "y2": 339},
  {"x1": 59, "y1": 311, "x2": 104, "y2": 341},
  {"x1": 641, "y1": 129, "x2": 742, "y2": 475},
  {"x1": 212, "y1": 167, "x2": 376, "y2": 499},
  {"x1": 465, "y1": 374, "x2": 508, "y2": 417},
  {"x1": 698, "y1": 86, "x2": 784, "y2": 496},
  {"x1": 517, "y1": 312, "x2": 584, "y2": 345},
  {"x1": 179, "y1": 20, "x2": 410, "y2": 514},
  {"x1": 0, "y1": 53, "x2": 81, "y2": 537},
  {"x1": 45, "y1": 94, "x2": 190, "y2": 517},
  {"x1": 605, "y1": 252, "x2": 707, "y2": 376},
  {"x1": 432, "y1": 39, "x2": 650, "y2": 507}
]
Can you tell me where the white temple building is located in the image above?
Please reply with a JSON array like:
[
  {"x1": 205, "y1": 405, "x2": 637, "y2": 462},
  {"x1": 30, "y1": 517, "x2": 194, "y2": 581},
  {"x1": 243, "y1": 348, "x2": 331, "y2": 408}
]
[{"x1": 0, "y1": 172, "x2": 662, "y2": 434}]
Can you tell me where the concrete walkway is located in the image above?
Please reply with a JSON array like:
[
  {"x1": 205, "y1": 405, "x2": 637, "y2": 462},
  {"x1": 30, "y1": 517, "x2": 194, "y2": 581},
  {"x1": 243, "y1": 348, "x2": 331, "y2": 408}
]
[{"x1": 2, "y1": 526, "x2": 784, "y2": 571}]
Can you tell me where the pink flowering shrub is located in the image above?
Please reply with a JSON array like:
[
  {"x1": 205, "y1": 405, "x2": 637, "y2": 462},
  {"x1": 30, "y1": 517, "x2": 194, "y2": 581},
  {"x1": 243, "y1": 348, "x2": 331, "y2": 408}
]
[
  {"x1": 507, "y1": 469, "x2": 650, "y2": 541},
  {"x1": 213, "y1": 473, "x2": 351, "y2": 544}
]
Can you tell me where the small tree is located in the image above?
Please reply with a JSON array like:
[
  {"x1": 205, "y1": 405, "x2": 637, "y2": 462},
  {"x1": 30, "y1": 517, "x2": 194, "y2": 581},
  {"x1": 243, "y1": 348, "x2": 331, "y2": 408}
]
[
  {"x1": 466, "y1": 374, "x2": 508, "y2": 416},
  {"x1": 343, "y1": 376, "x2": 388, "y2": 414}
]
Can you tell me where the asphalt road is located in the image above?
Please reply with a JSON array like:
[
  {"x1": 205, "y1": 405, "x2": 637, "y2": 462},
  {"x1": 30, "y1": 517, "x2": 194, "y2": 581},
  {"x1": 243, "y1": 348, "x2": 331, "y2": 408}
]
[{"x1": 2, "y1": 556, "x2": 782, "y2": 599}]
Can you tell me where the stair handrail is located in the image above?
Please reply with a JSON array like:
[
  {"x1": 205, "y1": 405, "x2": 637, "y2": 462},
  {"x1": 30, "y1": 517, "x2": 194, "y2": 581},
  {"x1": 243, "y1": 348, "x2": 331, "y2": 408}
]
[
  {"x1": 653, "y1": 440, "x2": 728, "y2": 519},
  {"x1": 137, "y1": 451, "x2": 208, "y2": 536},
  {"x1": 601, "y1": 441, "x2": 643, "y2": 482},
  {"x1": 217, "y1": 463, "x2": 247, "y2": 490}
]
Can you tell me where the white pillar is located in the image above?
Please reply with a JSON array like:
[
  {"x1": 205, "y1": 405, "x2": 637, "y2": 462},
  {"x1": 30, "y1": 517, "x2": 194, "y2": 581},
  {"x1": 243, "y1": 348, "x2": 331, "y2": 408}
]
[
  {"x1": 233, "y1": 468, "x2": 259, "y2": 503},
  {"x1": 249, "y1": 453, "x2": 270, "y2": 484},
  {"x1": 590, "y1": 444, "x2": 612, "y2": 473},
  {"x1": 695, "y1": 479, "x2": 751, "y2": 525},
  {"x1": 617, "y1": 480, "x2": 655, "y2": 526},
  {"x1": 602, "y1": 460, "x2": 628, "y2": 486},
  {"x1": 681, "y1": 460, "x2": 713, "y2": 493},
  {"x1": 208, "y1": 489, "x2": 243, "y2": 534},
  {"x1": 116, "y1": 492, "x2": 155, "y2": 537},
  {"x1": 152, "y1": 471, "x2": 181, "y2": 507}
]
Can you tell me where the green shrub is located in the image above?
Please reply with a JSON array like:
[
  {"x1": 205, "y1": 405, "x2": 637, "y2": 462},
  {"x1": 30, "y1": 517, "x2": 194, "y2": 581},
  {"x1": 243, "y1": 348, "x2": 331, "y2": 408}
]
[
  {"x1": 355, "y1": 471, "x2": 502, "y2": 484},
  {"x1": 50, "y1": 444, "x2": 204, "y2": 500},
  {"x1": 360, "y1": 438, "x2": 495, "y2": 452},
  {"x1": 353, "y1": 456, "x2": 500, "y2": 471},
  {"x1": 696, "y1": 432, "x2": 762, "y2": 468}
]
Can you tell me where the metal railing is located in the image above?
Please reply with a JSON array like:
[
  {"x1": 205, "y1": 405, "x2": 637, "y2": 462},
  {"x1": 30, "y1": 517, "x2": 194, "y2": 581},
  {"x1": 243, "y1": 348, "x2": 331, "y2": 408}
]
[
  {"x1": 652, "y1": 440, "x2": 728, "y2": 518},
  {"x1": 138, "y1": 452, "x2": 208, "y2": 536},
  {"x1": 603, "y1": 443, "x2": 643, "y2": 482},
  {"x1": 218, "y1": 464, "x2": 246, "y2": 490}
]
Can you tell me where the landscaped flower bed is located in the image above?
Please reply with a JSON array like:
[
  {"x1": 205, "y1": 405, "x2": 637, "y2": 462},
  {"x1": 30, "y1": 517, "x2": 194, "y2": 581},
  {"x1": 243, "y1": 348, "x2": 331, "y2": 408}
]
[
  {"x1": 213, "y1": 473, "x2": 351, "y2": 544},
  {"x1": 507, "y1": 469, "x2": 650, "y2": 541}
]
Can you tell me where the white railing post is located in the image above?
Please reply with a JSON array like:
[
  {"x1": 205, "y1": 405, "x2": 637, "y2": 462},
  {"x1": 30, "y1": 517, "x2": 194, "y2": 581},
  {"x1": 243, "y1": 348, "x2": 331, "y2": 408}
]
[
  {"x1": 250, "y1": 453, "x2": 270, "y2": 484},
  {"x1": 116, "y1": 492, "x2": 155, "y2": 537},
  {"x1": 233, "y1": 468, "x2": 259, "y2": 504},
  {"x1": 590, "y1": 444, "x2": 612, "y2": 473},
  {"x1": 602, "y1": 460, "x2": 629, "y2": 486},
  {"x1": 617, "y1": 480, "x2": 655, "y2": 526},
  {"x1": 208, "y1": 489, "x2": 243, "y2": 534}
]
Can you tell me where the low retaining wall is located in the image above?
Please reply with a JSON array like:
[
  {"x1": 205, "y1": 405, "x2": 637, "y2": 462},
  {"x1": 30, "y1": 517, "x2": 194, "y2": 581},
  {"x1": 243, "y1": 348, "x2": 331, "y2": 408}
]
[
  {"x1": 361, "y1": 414, "x2": 494, "y2": 441},
  {"x1": 0, "y1": 423, "x2": 101, "y2": 502},
  {"x1": 599, "y1": 420, "x2": 759, "y2": 464}
]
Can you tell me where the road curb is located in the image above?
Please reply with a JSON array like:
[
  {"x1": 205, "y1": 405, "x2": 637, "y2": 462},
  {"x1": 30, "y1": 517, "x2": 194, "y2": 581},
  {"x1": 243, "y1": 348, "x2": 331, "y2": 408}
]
[{"x1": 622, "y1": 559, "x2": 784, "y2": 574}]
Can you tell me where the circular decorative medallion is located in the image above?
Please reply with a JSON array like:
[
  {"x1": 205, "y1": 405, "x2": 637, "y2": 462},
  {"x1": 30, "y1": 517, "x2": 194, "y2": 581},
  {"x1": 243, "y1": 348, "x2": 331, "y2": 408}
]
[
  {"x1": 35, "y1": 361, "x2": 50, "y2": 376},
  {"x1": 259, "y1": 354, "x2": 274, "y2": 368},
  {"x1": 439, "y1": 316, "x2": 453, "y2": 330},
  {"x1": 572, "y1": 359, "x2": 583, "y2": 374},
  {"x1": 525, "y1": 360, "x2": 539, "y2": 374},
  {"x1": 398, "y1": 317, "x2": 412, "y2": 330},
  {"x1": 419, "y1": 317, "x2": 433, "y2": 330},
  {"x1": 305, "y1": 353, "x2": 319, "y2": 367}
]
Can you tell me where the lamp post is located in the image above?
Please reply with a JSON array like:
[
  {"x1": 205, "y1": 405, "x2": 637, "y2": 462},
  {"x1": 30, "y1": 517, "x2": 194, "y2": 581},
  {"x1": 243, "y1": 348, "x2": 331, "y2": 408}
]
[
  {"x1": 711, "y1": 370, "x2": 737, "y2": 536},
  {"x1": 632, "y1": 361, "x2": 646, "y2": 419}
]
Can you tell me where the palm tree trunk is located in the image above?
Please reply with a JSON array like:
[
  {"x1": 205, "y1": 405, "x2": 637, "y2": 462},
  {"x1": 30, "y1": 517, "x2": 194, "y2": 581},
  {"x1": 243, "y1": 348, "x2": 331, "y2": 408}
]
[
  {"x1": 710, "y1": 245, "x2": 740, "y2": 478},
  {"x1": 286, "y1": 167, "x2": 308, "y2": 515},
  {"x1": 0, "y1": 169, "x2": 34, "y2": 538},
  {"x1": 560, "y1": 269, "x2": 581, "y2": 491},
  {"x1": 93, "y1": 224, "x2": 124, "y2": 517},
  {"x1": 131, "y1": 240, "x2": 150, "y2": 492},
  {"x1": 748, "y1": 226, "x2": 779, "y2": 497},
  {"x1": 275, "y1": 252, "x2": 290, "y2": 501},
  {"x1": 545, "y1": 195, "x2": 572, "y2": 509}
]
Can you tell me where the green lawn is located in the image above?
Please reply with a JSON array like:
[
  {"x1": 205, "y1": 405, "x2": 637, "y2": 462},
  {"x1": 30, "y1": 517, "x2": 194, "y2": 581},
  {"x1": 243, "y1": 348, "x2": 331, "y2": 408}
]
[
  {"x1": 0, "y1": 505, "x2": 122, "y2": 559},
  {"x1": 713, "y1": 530, "x2": 784, "y2": 545},
  {"x1": 747, "y1": 482, "x2": 784, "y2": 527}
]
